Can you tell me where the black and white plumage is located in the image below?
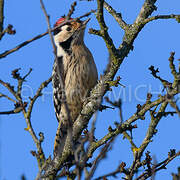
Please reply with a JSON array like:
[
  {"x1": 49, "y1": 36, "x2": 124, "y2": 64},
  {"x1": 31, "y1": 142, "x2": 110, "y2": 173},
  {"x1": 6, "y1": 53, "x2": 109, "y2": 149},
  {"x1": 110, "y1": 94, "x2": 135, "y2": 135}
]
[{"x1": 52, "y1": 18, "x2": 98, "y2": 139}]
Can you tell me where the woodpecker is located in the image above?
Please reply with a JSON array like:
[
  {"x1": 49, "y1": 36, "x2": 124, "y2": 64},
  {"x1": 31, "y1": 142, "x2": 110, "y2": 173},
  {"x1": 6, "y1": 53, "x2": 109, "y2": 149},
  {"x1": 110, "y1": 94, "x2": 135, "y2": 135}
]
[{"x1": 52, "y1": 17, "x2": 98, "y2": 135}]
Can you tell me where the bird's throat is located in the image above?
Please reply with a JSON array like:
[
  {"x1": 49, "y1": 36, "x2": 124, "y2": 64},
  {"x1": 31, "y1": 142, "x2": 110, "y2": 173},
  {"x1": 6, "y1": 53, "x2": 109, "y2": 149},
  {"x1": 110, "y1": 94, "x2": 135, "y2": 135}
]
[{"x1": 59, "y1": 36, "x2": 73, "y2": 55}]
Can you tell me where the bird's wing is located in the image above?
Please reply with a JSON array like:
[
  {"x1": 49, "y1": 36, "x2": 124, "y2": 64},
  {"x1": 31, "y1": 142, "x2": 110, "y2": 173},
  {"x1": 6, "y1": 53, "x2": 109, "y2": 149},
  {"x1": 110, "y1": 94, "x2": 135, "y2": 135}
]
[{"x1": 52, "y1": 56, "x2": 65, "y2": 122}]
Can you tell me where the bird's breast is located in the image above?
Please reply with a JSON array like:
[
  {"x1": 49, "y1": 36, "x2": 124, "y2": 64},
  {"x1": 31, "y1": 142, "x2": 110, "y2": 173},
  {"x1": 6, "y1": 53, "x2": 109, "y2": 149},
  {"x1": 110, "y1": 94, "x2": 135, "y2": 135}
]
[{"x1": 63, "y1": 50, "x2": 97, "y2": 105}]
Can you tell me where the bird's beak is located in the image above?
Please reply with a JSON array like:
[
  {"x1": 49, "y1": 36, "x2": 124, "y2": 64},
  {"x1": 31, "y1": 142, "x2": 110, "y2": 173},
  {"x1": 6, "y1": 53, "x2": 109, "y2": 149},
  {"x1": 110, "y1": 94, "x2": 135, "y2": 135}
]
[{"x1": 82, "y1": 18, "x2": 91, "y2": 26}]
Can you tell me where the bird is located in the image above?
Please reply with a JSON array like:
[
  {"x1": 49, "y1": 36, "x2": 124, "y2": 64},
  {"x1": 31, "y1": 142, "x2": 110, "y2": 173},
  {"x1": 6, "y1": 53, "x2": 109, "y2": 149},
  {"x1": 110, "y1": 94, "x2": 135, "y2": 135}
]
[{"x1": 52, "y1": 17, "x2": 98, "y2": 141}]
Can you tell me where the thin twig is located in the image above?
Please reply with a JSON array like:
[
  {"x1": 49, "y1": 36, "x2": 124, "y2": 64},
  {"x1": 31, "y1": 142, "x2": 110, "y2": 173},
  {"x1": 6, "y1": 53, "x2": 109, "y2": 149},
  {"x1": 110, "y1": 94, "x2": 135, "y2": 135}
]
[
  {"x1": 0, "y1": 24, "x2": 16, "y2": 40},
  {"x1": 26, "y1": 77, "x2": 52, "y2": 120},
  {"x1": 138, "y1": 102, "x2": 168, "y2": 159},
  {"x1": 104, "y1": 1, "x2": 128, "y2": 30},
  {"x1": 91, "y1": 0, "x2": 118, "y2": 75},
  {"x1": 86, "y1": 138, "x2": 115, "y2": 180},
  {"x1": 123, "y1": 131, "x2": 137, "y2": 152},
  {"x1": 0, "y1": 31, "x2": 48, "y2": 59},
  {"x1": 79, "y1": 113, "x2": 98, "y2": 178},
  {"x1": 142, "y1": 14, "x2": 180, "y2": 26},
  {"x1": 0, "y1": 0, "x2": 4, "y2": 33},
  {"x1": 87, "y1": 123, "x2": 137, "y2": 160},
  {"x1": 66, "y1": 1, "x2": 77, "y2": 20},
  {"x1": 105, "y1": 97, "x2": 123, "y2": 124},
  {"x1": 0, "y1": 109, "x2": 21, "y2": 115},
  {"x1": 0, "y1": 93, "x2": 17, "y2": 103},
  {"x1": 22, "y1": 78, "x2": 52, "y2": 169},
  {"x1": 168, "y1": 52, "x2": 179, "y2": 87},
  {"x1": 135, "y1": 151, "x2": 180, "y2": 180},
  {"x1": 17, "y1": 68, "x2": 33, "y2": 97},
  {"x1": 0, "y1": 79, "x2": 21, "y2": 101},
  {"x1": 94, "y1": 163, "x2": 126, "y2": 180},
  {"x1": 0, "y1": 72, "x2": 50, "y2": 169},
  {"x1": 0, "y1": 11, "x2": 94, "y2": 59},
  {"x1": 168, "y1": 100, "x2": 180, "y2": 118}
]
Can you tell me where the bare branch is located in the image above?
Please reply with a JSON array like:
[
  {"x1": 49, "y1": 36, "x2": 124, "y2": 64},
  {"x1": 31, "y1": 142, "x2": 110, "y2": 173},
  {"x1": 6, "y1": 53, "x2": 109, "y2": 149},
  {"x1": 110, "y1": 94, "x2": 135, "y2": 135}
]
[
  {"x1": 135, "y1": 150, "x2": 180, "y2": 180},
  {"x1": 86, "y1": 138, "x2": 115, "y2": 180},
  {"x1": 168, "y1": 52, "x2": 179, "y2": 83},
  {"x1": 0, "y1": 31, "x2": 48, "y2": 59},
  {"x1": 40, "y1": 0, "x2": 57, "y2": 54},
  {"x1": 16, "y1": 68, "x2": 33, "y2": 97},
  {"x1": 0, "y1": 12, "x2": 94, "y2": 59},
  {"x1": 96, "y1": 0, "x2": 116, "y2": 54},
  {"x1": 172, "y1": 166, "x2": 180, "y2": 180},
  {"x1": 23, "y1": 77, "x2": 52, "y2": 169},
  {"x1": 96, "y1": 0, "x2": 107, "y2": 30},
  {"x1": 105, "y1": 96, "x2": 123, "y2": 124},
  {"x1": 138, "y1": 101, "x2": 168, "y2": 159},
  {"x1": 168, "y1": 99, "x2": 180, "y2": 118},
  {"x1": 87, "y1": 123, "x2": 137, "y2": 159},
  {"x1": 123, "y1": 131, "x2": 137, "y2": 153},
  {"x1": 104, "y1": 1, "x2": 128, "y2": 30},
  {"x1": 0, "y1": 24, "x2": 16, "y2": 40},
  {"x1": 0, "y1": 79, "x2": 21, "y2": 101},
  {"x1": 0, "y1": 109, "x2": 21, "y2": 115},
  {"x1": 0, "y1": 0, "x2": 4, "y2": 33},
  {"x1": 142, "y1": 14, "x2": 180, "y2": 25},
  {"x1": 37, "y1": 1, "x2": 180, "y2": 178},
  {"x1": 26, "y1": 77, "x2": 52, "y2": 120},
  {"x1": 89, "y1": 0, "x2": 117, "y2": 62},
  {"x1": 0, "y1": 93, "x2": 17, "y2": 103},
  {"x1": 0, "y1": 72, "x2": 51, "y2": 169},
  {"x1": 0, "y1": 100, "x2": 27, "y2": 115},
  {"x1": 86, "y1": 79, "x2": 178, "y2": 178},
  {"x1": 66, "y1": 1, "x2": 77, "y2": 20},
  {"x1": 95, "y1": 162, "x2": 127, "y2": 180},
  {"x1": 135, "y1": 0, "x2": 157, "y2": 24}
]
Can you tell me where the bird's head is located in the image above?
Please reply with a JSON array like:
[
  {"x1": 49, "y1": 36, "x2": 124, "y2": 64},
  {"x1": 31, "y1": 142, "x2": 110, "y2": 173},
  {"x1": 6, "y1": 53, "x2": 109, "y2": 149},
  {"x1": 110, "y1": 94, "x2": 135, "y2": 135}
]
[{"x1": 53, "y1": 17, "x2": 90, "y2": 46}]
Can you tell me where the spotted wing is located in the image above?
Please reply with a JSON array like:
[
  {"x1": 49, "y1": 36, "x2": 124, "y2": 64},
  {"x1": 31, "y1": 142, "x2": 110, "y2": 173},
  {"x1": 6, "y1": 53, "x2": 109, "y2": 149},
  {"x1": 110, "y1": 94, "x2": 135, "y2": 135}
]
[{"x1": 52, "y1": 56, "x2": 64, "y2": 122}]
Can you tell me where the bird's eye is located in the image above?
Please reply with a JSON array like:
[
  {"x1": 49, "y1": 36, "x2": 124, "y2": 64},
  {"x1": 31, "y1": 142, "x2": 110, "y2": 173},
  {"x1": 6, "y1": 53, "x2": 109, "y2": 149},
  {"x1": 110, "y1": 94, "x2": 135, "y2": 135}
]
[
  {"x1": 66, "y1": 26, "x2": 72, "y2": 31},
  {"x1": 53, "y1": 27, "x2": 62, "y2": 35}
]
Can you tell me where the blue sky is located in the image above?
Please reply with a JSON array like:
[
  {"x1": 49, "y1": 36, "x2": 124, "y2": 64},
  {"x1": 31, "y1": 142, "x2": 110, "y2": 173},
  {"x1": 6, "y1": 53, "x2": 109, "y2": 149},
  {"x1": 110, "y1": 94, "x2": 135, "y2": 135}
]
[{"x1": 0, "y1": 0, "x2": 180, "y2": 179}]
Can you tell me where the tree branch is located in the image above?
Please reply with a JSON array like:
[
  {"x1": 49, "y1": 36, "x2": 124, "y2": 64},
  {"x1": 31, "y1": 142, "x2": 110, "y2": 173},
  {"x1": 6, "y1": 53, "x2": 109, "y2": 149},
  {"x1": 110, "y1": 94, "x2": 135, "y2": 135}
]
[
  {"x1": 94, "y1": 162, "x2": 127, "y2": 180},
  {"x1": 138, "y1": 102, "x2": 168, "y2": 159},
  {"x1": 36, "y1": 0, "x2": 180, "y2": 178},
  {"x1": 168, "y1": 52, "x2": 179, "y2": 84},
  {"x1": 128, "y1": 54, "x2": 180, "y2": 178},
  {"x1": 0, "y1": 31, "x2": 49, "y2": 59},
  {"x1": 0, "y1": 11, "x2": 94, "y2": 59},
  {"x1": 0, "y1": 79, "x2": 21, "y2": 101},
  {"x1": 87, "y1": 123, "x2": 137, "y2": 159},
  {"x1": 86, "y1": 138, "x2": 114, "y2": 180},
  {"x1": 135, "y1": 150, "x2": 180, "y2": 180},
  {"x1": 142, "y1": 14, "x2": 180, "y2": 25},
  {"x1": 0, "y1": 109, "x2": 21, "y2": 115},
  {"x1": 103, "y1": 1, "x2": 128, "y2": 30},
  {"x1": 0, "y1": 93, "x2": 17, "y2": 103},
  {"x1": 96, "y1": 0, "x2": 117, "y2": 57},
  {"x1": 0, "y1": 69, "x2": 52, "y2": 169},
  {"x1": 135, "y1": 0, "x2": 157, "y2": 24},
  {"x1": 0, "y1": 24, "x2": 16, "y2": 40},
  {"x1": 22, "y1": 78, "x2": 52, "y2": 170},
  {"x1": 26, "y1": 77, "x2": 52, "y2": 120},
  {"x1": 0, "y1": 0, "x2": 4, "y2": 33}
]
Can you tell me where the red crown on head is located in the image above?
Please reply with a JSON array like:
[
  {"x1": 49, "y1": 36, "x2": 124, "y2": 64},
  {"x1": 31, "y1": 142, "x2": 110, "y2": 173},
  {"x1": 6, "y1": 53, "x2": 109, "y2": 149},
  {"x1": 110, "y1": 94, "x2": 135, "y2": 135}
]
[{"x1": 54, "y1": 17, "x2": 73, "y2": 27}]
